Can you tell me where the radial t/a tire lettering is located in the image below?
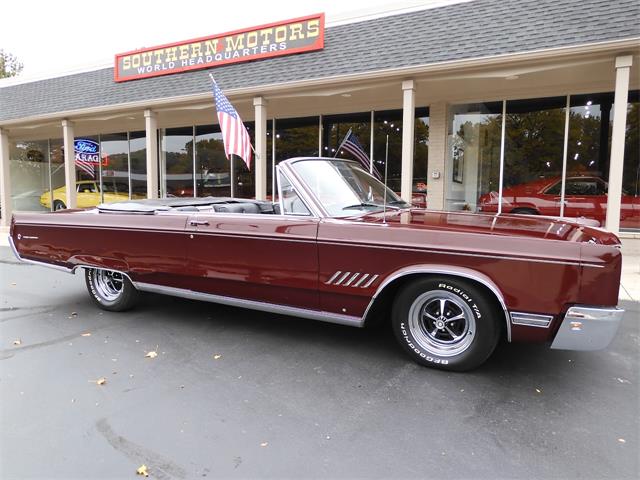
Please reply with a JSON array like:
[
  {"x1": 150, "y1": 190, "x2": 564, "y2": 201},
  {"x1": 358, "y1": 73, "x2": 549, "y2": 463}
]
[
  {"x1": 85, "y1": 268, "x2": 139, "y2": 312},
  {"x1": 391, "y1": 276, "x2": 501, "y2": 371}
]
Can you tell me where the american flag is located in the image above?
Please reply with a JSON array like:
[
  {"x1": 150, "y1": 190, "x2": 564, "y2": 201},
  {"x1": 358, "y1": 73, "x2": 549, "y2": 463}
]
[
  {"x1": 75, "y1": 154, "x2": 95, "y2": 178},
  {"x1": 337, "y1": 129, "x2": 381, "y2": 180},
  {"x1": 212, "y1": 78, "x2": 252, "y2": 169}
]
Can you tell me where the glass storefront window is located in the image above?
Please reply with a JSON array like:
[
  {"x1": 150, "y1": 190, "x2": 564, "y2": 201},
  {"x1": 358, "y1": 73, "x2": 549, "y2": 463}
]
[
  {"x1": 413, "y1": 110, "x2": 430, "y2": 206},
  {"x1": 268, "y1": 116, "x2": 319, "y2": 197},
  {"x1": 129, "y1": 131, "x2": 147, "y2": 199},
  {"x1": 49, "y1": 139, "x2": 65, "y2": 210},
  {"x1": 100, "y1": 133, "x2": 129, "y2": 202},
  {"x1": 235, "y1": 122, "x2": 255, "y2": 199},
  {"x1": 622, "y1": 95, "x2": 639, "y2": 231},
  {"x1": 499, "y1": 96, "x2": 567, "y2": 216},
  {"x1": 162, "y1": 127, "x2": 194, "y2": 198},
  {"x1": 447, "y1": 102, "x2": 502, "y2": 212},
  {"x1": 373, "y1": 110, "x2": 402, "y2": 192},
  {"x1": 9, "y1": 140, "x2": 50, "y2": 211},
  {"x1": 323, "y1": 112, "x2": 371, "y2": 163},
  {"x1": 195, "y1": 125, "x2": 230, "y2": 198}
]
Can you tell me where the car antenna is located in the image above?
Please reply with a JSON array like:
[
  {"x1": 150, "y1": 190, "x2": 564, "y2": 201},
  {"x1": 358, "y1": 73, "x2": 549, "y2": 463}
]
[{"x1": 382, "y1": 134, "x2": 389, "y2": 224}]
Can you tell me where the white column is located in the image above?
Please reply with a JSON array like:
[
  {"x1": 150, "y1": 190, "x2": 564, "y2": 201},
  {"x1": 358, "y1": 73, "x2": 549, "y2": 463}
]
[
  {"x1": 401, "y1": 80, "x2": 416, "y2": 203},
  {"x1": 62, "y1": 119, "x2": 77, "y2": 209},
  {"x1": 144, "y1": 109, "x2": 159, "y2": 199},
  {"x1": 426, "y1": 102, "x2": 447, "y2": 211},
  {"x1": 605, "y1": 55, "x2": 633, "y2": 233},
  {"x1": 0, "y1": 128, "x2": 12, "y2": 226},
  {"x1": 253, "y1": 96, "x2": 267, "y2": 200}
]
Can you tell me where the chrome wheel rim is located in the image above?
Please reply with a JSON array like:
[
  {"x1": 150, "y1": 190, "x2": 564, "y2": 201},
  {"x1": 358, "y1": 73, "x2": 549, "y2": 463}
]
[
  {"x1": 408, "y1": 291, "x2": 476, "y2": 357},
  {"x1": 93, "y1": 270, "x2": 124, "y2": 301}
]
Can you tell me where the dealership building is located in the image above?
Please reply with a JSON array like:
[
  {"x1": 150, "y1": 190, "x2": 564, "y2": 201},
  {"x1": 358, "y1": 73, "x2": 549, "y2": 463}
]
[{"x1": 0, "y1": 0, "x2": 638, "y2": 236}]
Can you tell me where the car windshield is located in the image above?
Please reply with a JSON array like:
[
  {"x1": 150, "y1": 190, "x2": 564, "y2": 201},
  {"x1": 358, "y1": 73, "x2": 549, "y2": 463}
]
[{"x1": 290, "y1": 159, "x2": 409, "y2": 217}]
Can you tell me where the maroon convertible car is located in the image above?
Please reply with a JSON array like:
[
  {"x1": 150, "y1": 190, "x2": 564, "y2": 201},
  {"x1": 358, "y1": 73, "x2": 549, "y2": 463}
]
[{"x1": 9, "y1": 158, "x2": 624, "y2": 371}]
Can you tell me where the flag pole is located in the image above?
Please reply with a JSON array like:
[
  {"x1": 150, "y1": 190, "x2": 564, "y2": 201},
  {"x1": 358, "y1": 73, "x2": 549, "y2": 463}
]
[{"x1": 333, "y1": 127, "x2": 352, "y2": 158}]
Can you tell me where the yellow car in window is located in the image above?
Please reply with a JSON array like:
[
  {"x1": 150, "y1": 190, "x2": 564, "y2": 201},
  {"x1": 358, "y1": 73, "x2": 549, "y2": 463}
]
[{"x1": 40, "y1": 181, "x2": 133, "y2": 211}]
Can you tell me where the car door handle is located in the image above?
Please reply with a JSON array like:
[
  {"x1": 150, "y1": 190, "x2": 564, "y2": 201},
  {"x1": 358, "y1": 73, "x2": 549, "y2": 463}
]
[{"x1": 189, "y1": 220, "x2": 210, "y2": 226}]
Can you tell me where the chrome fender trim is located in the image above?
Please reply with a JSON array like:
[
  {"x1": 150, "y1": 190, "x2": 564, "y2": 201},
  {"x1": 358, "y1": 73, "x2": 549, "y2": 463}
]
[
  {"x1": 8, "y1": 235, "x2": 74, "y2": 273},
  {"x1": 135, "y1": 282, "x2": 364, "y2": 328},
  {"x1": 361, "y1": 264, "x2": 512, "y2": 342}
]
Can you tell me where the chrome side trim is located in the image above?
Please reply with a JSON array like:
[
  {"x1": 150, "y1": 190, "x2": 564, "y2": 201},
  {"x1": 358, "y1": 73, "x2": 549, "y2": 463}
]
[
  {"x1": 510, "y1": 312, "x2": 553, "y2": 328},
  {"x1": 8, "y1": 235, "x2": 74, "y2": 273},
  {"x1": 134, "y1": 282, "x2": 364, "y2": 328},
  {"x1": 360, "y1": 265, "x2": 512, "y2": 342},
  {"x1": 316, "y1": 239, "x2": 604, "y2": 269}
]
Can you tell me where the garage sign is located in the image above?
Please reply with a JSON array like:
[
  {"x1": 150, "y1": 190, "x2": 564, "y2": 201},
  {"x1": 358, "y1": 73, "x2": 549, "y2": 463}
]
[{"x1": 114, "y1": 13, "x2": 325, "y2": 82}]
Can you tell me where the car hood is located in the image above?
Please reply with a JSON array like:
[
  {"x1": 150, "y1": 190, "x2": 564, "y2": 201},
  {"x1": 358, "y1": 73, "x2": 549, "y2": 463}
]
[{"x1": 348, "y1": 208, "x2": 621, "y2": 246}]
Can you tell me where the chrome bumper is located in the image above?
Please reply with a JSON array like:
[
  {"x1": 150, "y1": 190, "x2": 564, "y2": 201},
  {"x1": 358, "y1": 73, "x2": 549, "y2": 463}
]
[{"x1": 551, "y1": 306, "x2": 624, "y2": 351}]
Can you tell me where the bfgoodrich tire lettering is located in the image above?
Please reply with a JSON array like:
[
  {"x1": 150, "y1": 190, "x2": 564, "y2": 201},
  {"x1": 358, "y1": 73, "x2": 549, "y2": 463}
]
[
  {"x1": 392, "y1": 277, "x2": 501, "y2": 371},
  {"x1": 85, "y1": 268, "x2": 139, "y2": 312}
]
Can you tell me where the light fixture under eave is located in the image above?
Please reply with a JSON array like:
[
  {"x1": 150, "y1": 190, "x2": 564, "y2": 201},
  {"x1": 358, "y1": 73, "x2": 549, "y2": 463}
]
[{"x1": 505, "y1": 75, "x2": 519, "y2": 80}]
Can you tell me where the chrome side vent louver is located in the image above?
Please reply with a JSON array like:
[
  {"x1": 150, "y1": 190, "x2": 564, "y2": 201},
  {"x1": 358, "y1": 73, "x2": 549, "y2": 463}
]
[
  {"x1": 510, "y1": 312, "x2": 553, "y2": 328},
  {"x1": 325, "y1": 271, "x2": 379, "y2": 288}
]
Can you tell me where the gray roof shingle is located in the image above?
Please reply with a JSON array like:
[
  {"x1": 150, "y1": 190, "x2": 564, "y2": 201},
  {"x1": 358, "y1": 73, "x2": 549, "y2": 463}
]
[{"x1": 1, "y1": 0, "x2": 638, "y2": 122}]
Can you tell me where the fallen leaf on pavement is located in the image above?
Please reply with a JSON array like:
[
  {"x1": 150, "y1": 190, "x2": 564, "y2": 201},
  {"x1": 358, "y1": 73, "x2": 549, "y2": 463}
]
[
  {"x1": 145, "y1": 348, "x2": 158, "y2": 359},
  {"x1": 136, "y1": 464, "x2": 149, "y2": 477},
  {"x1": 89, "y1": 377, "x2": 107, "y2": 385},
  {"x1": 13, "y1": 339, "x2": 22, "y2": 346}
]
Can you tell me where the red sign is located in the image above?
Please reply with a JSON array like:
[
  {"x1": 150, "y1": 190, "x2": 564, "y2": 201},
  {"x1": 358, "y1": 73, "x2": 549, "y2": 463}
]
[{"x1": 114, "y1": 13, "x2": 325, "y2": 82}]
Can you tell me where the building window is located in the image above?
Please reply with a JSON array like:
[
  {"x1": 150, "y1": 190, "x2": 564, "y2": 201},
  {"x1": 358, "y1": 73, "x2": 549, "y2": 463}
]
[
  {"x1": 268, "y1": 116, "x2": 319, "y2": 197},
  {"x1": 161, "y1": 127, "x2": 195, "y2": 198},
  {"x1": 622, "y1": 97, "x2": 639, "y2": 231},
  {"x1": 9, "y1": 140, "x2": 50, "y2": 211},
  {"x1": 195, "y1": 125, "x2": 229, "y2": 198},
  {"x1": 447, "y1": 102, "x2": 502, "y2": 212},
  {"x1": 129, "y1": 131, "x2": 147, "y2": 198},
  {"x1": 100, "y1": 133, "x2": 130, "y2": 202}
]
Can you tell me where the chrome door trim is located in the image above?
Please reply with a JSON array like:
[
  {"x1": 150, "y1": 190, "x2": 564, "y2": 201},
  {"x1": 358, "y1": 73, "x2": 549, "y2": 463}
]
[
  {"x1": 360, "y1": 264, "x2": 512, "y2": 342},
  {"x1": 133, "y1": 282, "x2": 363, "y2": 328}
]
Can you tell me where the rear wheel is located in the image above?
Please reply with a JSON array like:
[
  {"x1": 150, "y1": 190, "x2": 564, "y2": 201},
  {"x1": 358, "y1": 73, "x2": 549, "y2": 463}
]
[
  {"x1": 53, "y1": 200, "x2": 66, "y2": 211},
  {"x1": 391, "y1": 277, "x2": 501, "y2": 371},
  {"x1": 85, "y1": 268, "x2": 138, "y2": 311},
  {"x1": 510, "y1": 207, "x2": 538, "y2": 215}
]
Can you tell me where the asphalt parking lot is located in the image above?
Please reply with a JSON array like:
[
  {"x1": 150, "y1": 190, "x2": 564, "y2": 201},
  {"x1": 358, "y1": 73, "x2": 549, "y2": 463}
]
[{"x1": 1, "y1": 246, "x2": 638, "y2": 480}]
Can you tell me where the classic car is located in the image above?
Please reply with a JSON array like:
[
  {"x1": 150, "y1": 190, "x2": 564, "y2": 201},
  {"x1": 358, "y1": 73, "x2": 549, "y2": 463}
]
[
  {"x1": 40, "y1": 180, "x2": 135, "y2": 211},
  {"x1": 477, "y1": 175, "x2": 640, "y2": 230},
  {"x1": 9, "y1": 158, "x2": 624, "y2": 371}
]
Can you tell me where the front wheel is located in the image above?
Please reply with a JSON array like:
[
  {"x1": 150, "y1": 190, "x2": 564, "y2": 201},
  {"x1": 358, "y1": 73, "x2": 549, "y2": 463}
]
[
  {"x1": 85, "y1": 268, "x2": 139, "y2": 311},
  {"x1": 391, "y1": 277, "x2": 501, "y2": 371},
  {"x1": 53, "y1": 200, "x2": 66, "y2": 211}
]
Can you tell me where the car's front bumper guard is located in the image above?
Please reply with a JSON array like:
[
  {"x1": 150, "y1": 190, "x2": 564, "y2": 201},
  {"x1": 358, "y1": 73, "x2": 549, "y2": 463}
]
[{"x1": 551, "y1": 306, "x2": 624, "y2": 351}]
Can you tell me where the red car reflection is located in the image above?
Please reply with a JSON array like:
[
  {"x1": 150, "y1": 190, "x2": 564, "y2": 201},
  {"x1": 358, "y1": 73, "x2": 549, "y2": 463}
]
[{"x1": 478, "y1": 176, "x2": 640, "y2": 229}]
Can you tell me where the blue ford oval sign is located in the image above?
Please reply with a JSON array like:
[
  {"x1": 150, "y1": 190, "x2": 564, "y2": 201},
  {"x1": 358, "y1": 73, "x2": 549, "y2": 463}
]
[{"x1": 74, "y1": 139, "x2": 99, "y2": 155}]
